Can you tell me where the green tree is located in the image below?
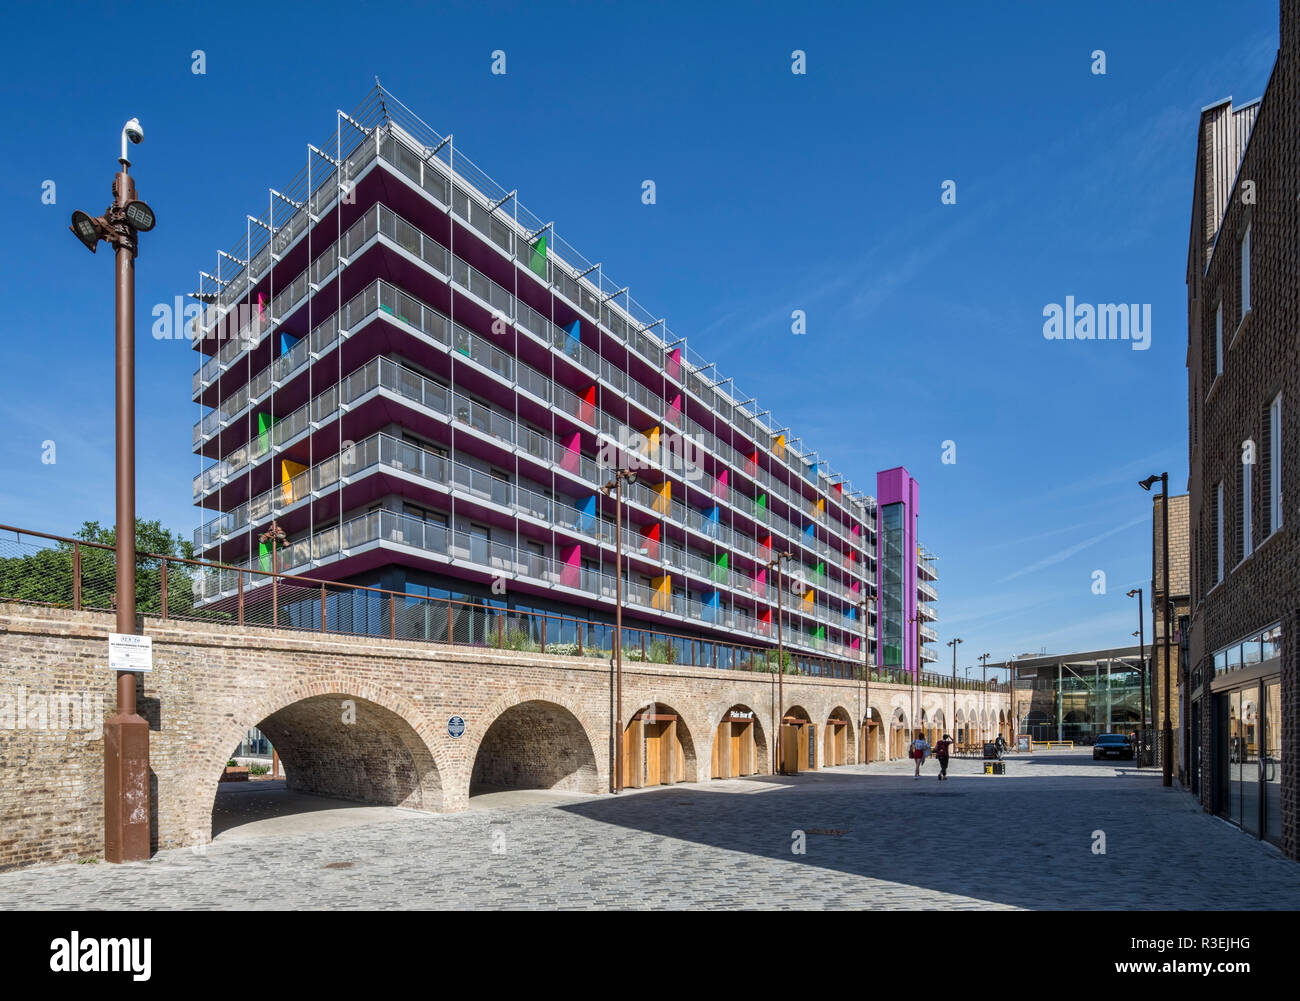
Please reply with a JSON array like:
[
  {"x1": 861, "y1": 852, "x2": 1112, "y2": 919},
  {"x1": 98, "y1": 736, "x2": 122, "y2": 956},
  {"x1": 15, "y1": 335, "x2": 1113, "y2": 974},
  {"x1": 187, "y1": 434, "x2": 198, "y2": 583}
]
[{"x1": 0, "y1": 518, "x2": 216, "y2": 621}]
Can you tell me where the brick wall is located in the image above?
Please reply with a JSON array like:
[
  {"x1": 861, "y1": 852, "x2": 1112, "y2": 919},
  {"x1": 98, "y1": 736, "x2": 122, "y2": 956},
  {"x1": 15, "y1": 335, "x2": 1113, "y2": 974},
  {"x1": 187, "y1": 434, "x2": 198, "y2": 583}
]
[
  {"x1": 1185, "y1": 0, "x2": 1300, "y2": 860},
  {"x1": 0, "y1": 603, "x2": 1011, "y2": 871}
]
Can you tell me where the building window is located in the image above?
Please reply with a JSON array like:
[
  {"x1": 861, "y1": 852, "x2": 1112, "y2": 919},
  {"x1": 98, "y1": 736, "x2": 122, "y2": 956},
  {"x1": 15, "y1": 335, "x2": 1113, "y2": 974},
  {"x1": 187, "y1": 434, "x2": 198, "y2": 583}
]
[
  {"x1": 1241, "y1": 223, "x2": 1251, "y2": 316},
  {"x1": 1241, "y1": 445, "x2": 1253, "y2": 559},
  {"x1": 1214, "y1": 301, "x2": 1223, "y2": 376},
  {"x1": 1267, "y1": 393, "x2": 1282, "y2": 534},
  {"x1": 1213, "y1": 482, "x2": 1224, "y2": 584}
]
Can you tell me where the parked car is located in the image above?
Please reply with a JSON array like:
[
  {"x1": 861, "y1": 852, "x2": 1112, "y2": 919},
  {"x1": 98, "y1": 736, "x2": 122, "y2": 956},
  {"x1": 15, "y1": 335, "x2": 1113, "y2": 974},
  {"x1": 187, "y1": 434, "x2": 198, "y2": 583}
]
[{"x1": 1093, "y1": 733, "x2": 1134, "y2": 760}]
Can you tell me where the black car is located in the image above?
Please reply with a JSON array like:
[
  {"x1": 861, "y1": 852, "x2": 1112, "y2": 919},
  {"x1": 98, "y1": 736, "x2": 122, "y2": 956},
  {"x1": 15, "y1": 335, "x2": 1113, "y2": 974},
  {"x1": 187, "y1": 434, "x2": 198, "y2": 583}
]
[{"x1": 1093, "y1": 733, "x2": 1134, "y2": 760}]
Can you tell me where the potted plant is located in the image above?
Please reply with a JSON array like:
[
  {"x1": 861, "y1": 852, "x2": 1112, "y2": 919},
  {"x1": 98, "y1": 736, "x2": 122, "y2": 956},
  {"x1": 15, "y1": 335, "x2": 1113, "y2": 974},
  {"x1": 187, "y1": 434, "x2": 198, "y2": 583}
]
[{"x1": 221, "y1": 758, "x2": 249, "y2": 782}]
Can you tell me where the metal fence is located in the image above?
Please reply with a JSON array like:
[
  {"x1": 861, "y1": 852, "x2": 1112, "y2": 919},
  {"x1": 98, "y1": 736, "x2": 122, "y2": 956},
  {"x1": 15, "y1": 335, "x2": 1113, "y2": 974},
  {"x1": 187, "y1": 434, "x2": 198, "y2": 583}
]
[
  {"x1": 0, "y1": 523, "x2": 1019, "y2": 695},
  {"x1": 0, "y1": 524, "x2": 845, "y2": 679}
]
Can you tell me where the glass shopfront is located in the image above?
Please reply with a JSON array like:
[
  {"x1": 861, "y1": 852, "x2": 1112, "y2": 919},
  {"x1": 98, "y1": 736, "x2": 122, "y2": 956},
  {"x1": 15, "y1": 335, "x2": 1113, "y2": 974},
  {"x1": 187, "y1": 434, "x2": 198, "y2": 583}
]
[{"x1": 1213, "y1": 624, "x2": 1283, "y2": 845}]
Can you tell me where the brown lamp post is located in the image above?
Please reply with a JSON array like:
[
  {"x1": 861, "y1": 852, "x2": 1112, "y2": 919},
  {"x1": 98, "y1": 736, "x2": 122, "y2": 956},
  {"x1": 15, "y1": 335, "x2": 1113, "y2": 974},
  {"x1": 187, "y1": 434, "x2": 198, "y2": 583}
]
[
  {"x1": 1140, "y1": 472, "x2": 1173, "y2": 787},
  {"x1": 259, "y1": 520, "x2": 288, "y2": 627},
  {"x1": 858, "y1": 591, "x2": 875, "y2": 762},
  {"x1": 70, "y1": 118, "x2": 156, "y2": 865},
  {"x1": 1127, "y1": 587, "x2": 1148, "y2": 766},
  {"x1": 976, "y1": 653, "x2": 990, "y2": 750},
  {"x1": 768, "y1": 550, "x2": 794, "y2": 773},
  {"x1": 601, "y1": 468, "x2": 637, "y2": 793},
  {"x1": 947, "y1": 637, "x2": 962, "y2": 744}
]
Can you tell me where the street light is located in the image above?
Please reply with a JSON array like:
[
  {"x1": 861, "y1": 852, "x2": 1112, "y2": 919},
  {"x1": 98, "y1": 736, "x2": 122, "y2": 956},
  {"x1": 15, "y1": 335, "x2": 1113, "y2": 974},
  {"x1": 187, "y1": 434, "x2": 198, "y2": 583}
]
[
  {"x1": 68, "y1": 117, "x2": 155, "y2": 865},
  {"x1": 600, "y1": 468, "x2": 637, "y2": 793},
  {"x1": 857, "y1": 591, "x2": 875, "y2": 762},
  {"x1": 767, "y1": 549, "x2": 794, "y2": 773},
  {"x1": 1140, "y1": 472, "x2": 1173, "y2": 787},
  {"x1": 979, "y1": 652, "x2": 991, "y2": 744},
  {"x1": 1126, "y1": 587, "x2": 1149, "y2": 767},
  {"x1": 258, "y1": 520, "x2": 288, "y2": 627},
  {"x1": 947, "y1": 637, "x2": 962, "y2": 746}
]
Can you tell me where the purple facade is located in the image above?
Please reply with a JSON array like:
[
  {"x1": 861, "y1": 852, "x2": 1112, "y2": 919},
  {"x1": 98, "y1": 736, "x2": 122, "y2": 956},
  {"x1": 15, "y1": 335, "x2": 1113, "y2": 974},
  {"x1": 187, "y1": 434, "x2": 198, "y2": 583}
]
[{"x1": 876, "y1": 466, "x2": 933, "y2": 675}]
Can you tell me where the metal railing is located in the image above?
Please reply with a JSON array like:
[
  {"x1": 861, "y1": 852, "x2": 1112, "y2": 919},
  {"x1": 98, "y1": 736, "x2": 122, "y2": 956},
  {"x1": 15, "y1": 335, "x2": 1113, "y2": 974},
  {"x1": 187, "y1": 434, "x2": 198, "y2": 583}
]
[{"x1": 0, "y1": 523, "x2": 901, "y2": 681}]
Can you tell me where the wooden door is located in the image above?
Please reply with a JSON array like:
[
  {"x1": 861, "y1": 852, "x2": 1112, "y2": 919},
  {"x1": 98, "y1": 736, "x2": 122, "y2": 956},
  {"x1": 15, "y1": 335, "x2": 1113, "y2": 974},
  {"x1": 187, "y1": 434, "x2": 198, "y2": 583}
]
[
  {"x1": 623, "y1": 720, "x2": 644, "y2": 789},
  {"x1": 645, "y1": 721, "x2": 663, "y2": 786}
]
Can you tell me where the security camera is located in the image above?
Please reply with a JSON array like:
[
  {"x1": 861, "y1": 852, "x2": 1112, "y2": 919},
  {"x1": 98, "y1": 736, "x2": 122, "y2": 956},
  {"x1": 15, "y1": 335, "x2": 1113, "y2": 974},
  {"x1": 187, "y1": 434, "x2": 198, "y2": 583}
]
[{"x1": 124, "y1": 118, "x2": 144, "y2": 145}]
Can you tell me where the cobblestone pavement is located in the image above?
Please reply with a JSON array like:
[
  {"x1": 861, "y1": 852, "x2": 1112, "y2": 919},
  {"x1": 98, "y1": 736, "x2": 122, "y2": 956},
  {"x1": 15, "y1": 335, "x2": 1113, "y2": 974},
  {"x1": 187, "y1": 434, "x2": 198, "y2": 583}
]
[{"x1": 3, "y1": 750, "x2": 1298, "y2": 910}]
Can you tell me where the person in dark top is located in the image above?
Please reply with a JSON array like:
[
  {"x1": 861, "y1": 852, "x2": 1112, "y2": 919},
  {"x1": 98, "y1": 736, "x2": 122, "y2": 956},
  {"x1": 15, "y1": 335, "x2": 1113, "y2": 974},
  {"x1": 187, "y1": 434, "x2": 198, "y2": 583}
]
[
  {"x1": 934, "y1": 733, "x2": 954, "y2": 780},
  {"x1": 994, "y1": 734, "x2": 1007, "y2": 758}
]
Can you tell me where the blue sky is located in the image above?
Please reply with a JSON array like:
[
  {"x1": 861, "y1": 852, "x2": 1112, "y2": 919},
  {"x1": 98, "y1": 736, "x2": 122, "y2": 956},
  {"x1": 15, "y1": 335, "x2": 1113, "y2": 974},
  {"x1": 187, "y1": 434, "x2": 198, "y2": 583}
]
[{"x1": 0, "y1": 0, "x2": 1281, "y2": 678}]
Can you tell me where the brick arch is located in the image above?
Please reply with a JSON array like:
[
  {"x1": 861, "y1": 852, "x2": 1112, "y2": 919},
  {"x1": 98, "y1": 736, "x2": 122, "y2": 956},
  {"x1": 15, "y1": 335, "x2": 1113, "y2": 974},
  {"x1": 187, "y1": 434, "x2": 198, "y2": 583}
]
[
  {"x1": 863, "y1": 703, "x2": 888, "y2": 762},
  {"x1": 825, "y1": 704, "x2": 857, "y2": 765},
  {"x1": 704, "y1": 688, "x2": 774, "y2": 776},
  {"x1": 199, "y1": 675, "x2": 447, "y2": 837},
  {"x1": 621, "y1": 697, "x2": 701, "y2": 783},
  {"x1": 464, "y1": 687, "x2": 608, "y2": 797}
]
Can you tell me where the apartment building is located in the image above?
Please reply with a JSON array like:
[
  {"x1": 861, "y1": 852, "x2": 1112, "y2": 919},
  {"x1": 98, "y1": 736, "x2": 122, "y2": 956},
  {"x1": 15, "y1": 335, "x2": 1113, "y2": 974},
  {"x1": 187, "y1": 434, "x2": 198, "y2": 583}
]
[
  {"x1": 188, "y1": 87, "x2": 941, "y2": 674},
  {"x1": 1185, "y1": 1, "x2": 1298, "y2": 858}
]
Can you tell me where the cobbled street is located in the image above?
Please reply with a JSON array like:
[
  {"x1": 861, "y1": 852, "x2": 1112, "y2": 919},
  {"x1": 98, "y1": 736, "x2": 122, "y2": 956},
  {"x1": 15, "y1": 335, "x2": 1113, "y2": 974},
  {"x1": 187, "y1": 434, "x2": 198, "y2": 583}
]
[{"x1": 3, "y1": 750, "x2": 1296, "y2": 910}]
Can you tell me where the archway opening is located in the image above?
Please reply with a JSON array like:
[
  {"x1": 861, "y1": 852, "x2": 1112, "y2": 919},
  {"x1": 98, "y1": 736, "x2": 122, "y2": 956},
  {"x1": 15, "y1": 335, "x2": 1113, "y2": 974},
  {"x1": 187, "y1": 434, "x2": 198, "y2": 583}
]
[
  {"x1": 891, "y1": 708, "x2": 909, "y2": 759},
  {"x1": 862, "y1": 707, "x2": 885, "y2": 763},
  {"x1": 824, "y1": 706, "x2": 854, "y2": 767},
  {"x1": 212, "y1": 693, "x2": 443, "y2": 841},
  {"x1": 622, "y1": 701, "x2": 697, "y2": 789},
  {"x1": 472, "y1": 699, "x2": 600, "y2": 797},
  {"x1": 711, "y1": 704, "x2": 767, "y2": 779},
  {"x1": 781, "y1": 704, "x2": 815, "y2": 772}
]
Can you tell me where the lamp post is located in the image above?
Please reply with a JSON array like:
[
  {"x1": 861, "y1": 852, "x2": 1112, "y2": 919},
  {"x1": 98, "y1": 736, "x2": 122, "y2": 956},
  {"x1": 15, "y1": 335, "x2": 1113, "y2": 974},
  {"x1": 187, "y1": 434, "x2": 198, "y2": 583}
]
[
  {"x1": 1127, "y1": 587, "x2": 1148, "y2": 767},
  {"x1": 70, "y1": 118, "x2": 156, "y2": 865},
  {"x1": 1140, "y1": 472, "x2": 1173, "y2": 787},
  {"x1": 979, "y1": 652, "x2": 991, "y2": 743},
  {"x1": 947, "y1": 637, "x2": 962, "y2": 744},
  {"x1": 601, "y1": 468, "x2": 637, "y2": 793},
  {"x1": 858, "y1": 592, "x2": 875, "y2": 762},
  {"x1": 767, "y1": 550, "x2": 794, "y2": 773},
  {"x1": 908, "y1": 611, "x2": 921, "y2": 742},
  {"x1": 258, "y1": 520, "x2": 288, "y2": 627}
]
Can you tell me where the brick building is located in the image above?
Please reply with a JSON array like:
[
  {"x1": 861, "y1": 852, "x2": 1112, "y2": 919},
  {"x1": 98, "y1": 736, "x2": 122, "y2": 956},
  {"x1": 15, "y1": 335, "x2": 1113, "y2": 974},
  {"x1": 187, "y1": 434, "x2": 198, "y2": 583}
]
[
  {"x1": 1185, "y1": 0, "x2": 1298, "y2": 857},
  {"x1": 1149, "y1": 493, "x2": 1189, "y2": 770},
  {"x1": 187, "y1": 86, "x2": 944, "y2": 681}
]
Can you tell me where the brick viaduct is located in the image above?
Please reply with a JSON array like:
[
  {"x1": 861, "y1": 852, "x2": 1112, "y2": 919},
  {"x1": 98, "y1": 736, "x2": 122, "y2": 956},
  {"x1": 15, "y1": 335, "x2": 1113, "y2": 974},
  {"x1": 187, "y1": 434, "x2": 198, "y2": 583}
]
[{"x1": 0, "y1": 604, "x2": 1013, "y2": 870}]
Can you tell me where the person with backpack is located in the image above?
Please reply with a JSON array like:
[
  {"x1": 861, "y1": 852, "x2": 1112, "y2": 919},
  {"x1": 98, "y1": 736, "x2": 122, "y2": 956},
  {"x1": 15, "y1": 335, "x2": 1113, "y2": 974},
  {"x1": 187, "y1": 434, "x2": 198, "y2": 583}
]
[
  {"x1": 934, "y1": 733, "x2": 954, "y2": 780},
  {"x1": 912, "y1": 730, "x2": 931, "y2": 779}
]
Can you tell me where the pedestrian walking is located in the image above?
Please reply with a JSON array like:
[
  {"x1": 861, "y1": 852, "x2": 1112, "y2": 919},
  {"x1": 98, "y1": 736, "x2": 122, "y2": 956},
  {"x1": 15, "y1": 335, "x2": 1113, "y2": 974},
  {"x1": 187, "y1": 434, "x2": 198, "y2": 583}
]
[
  {"x1": 934, "y1": 733, "x2": 954, "y2": 780},
  {"x1": 911, "y1": 730, "x2": 930, "y2": 779}
]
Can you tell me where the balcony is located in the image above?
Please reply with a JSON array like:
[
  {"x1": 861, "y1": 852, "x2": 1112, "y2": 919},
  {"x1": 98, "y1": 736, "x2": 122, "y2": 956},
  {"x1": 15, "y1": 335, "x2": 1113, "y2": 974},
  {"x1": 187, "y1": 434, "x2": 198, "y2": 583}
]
[
  {"x1": 193, "y1": 507, "x2": 860, "y2": 662},
  {"x1": 918, "y1": 579, "x2": 938, "y2": 602},
  {"x1": 195, "y1": 141, "x2": 880, "y2": 553}
]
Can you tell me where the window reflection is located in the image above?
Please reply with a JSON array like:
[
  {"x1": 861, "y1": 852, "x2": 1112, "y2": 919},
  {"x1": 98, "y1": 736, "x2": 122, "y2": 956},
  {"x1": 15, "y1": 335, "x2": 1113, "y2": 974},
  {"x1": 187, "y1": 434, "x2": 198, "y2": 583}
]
[
  {"x1": 1242, "y1": 694, "x2": 1260, "y2": 835},
  {"x1": 1265, "y1": 681, "x2": 1282, "y2": 842}
]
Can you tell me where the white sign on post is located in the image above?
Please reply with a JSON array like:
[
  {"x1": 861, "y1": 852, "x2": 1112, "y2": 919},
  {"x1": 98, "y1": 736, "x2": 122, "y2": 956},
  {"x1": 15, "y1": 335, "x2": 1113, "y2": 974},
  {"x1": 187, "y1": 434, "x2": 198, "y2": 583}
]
[{"x1": 108, "y1": 633, "x2": 153, "y2": 673}]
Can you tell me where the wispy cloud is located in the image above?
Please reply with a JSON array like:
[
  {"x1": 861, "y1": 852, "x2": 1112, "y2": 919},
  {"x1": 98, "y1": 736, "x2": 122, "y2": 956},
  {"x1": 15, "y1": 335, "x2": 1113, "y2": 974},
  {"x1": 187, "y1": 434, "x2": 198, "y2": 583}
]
[{"x1": 997, "y1": 514, "x2": 1148, "y2": 583}]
